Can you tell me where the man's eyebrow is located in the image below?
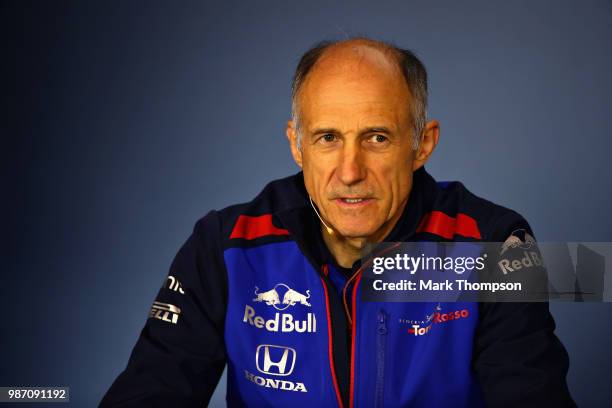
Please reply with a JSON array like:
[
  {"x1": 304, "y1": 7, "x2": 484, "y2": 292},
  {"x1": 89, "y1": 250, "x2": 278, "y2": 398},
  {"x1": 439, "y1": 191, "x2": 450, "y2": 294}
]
[
  {"x1": 309, "y1": 127, "x2": 340, "y2": 135},
  {"x1": 363, "y1": 126, "x2": 392, "y2": 134},
  {"x1": 309, "y1": 126, "x2": 393, "y2": 135}
]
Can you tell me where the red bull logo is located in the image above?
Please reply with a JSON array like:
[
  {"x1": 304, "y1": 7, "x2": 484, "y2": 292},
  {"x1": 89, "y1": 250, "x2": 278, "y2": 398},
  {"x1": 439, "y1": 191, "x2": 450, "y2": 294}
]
[
  {"x1": 243, "y1": 305, "x2": 317, "y2": 333},
  {"x1": 500, "y1": 229, "x2": 536, "y2": 255},
  {"x1": 247, "y1": 284, "x2": 316, "y2": 333},
  {"x1": 253, "y1": 284, "x2": 311, "y2": 310}
]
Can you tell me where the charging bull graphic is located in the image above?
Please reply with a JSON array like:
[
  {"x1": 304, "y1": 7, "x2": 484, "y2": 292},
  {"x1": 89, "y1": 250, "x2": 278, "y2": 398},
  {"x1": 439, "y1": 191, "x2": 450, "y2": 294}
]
[
  {"x1": 253, "y1": 284, "x2": 311, "y2": 310},
  {"x1": 253, "y1": 287, "x2": 281, "y2": 306},
  {"x1": 500, "y1": 229, "x2": 536, "y2": 255},
  {"x1": 282, "y1": 288, "x2": 311, "y2": 307}
]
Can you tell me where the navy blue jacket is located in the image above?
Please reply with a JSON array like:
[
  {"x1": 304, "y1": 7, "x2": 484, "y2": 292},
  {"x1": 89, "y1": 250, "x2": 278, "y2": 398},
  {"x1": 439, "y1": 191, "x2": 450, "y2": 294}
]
[{"x1": 100, "y1": 168, "x2": 574, "y2": 407}]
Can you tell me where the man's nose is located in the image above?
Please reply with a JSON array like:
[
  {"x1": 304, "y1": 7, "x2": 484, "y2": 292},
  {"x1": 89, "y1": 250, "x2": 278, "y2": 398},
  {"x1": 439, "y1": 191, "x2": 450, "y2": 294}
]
[{"x1": 337, "y1": 143, "x2": 366, "y2": 186}]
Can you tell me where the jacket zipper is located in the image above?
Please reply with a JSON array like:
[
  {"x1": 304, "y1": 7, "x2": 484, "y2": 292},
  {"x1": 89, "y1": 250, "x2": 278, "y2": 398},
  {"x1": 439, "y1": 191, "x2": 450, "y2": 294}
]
[
  {"x1": 320, "y1": 265, "x2": 345, "y2": 408},
  {"x1": 375, "y1": 310, "x2": 388, "y2": 408},
  {"x1": 347, "y1": 273, "x2": 361, "y2": 408},
  {"x1": 344, "y1": 244, "x2": 401, "y2": 408}
]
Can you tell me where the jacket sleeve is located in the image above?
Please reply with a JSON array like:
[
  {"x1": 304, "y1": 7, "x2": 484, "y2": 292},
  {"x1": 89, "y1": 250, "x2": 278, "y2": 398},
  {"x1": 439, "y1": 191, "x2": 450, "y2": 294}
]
[
  {"x1": 473, "y1": 212, "x2": 576, "y2": 408},
  {"x1": 100, "y1": 211, "x2": 228, "y2": 408}
]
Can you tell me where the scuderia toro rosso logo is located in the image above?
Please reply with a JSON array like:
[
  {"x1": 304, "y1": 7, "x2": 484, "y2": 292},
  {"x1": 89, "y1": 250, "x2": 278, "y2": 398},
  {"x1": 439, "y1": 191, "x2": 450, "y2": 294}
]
[
  {"x1": 399, "y1": 304, "x2": 471, "y2": 336},
  {"x1": 243, "y1": 284, "x2": 317, "y2": 333}
]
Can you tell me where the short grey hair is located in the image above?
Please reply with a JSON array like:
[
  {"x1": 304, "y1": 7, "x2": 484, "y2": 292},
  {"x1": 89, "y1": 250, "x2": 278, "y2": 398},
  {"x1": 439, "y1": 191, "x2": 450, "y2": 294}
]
[{"x1": 290, "y1": 38, "x2": 428, "y2": 151}]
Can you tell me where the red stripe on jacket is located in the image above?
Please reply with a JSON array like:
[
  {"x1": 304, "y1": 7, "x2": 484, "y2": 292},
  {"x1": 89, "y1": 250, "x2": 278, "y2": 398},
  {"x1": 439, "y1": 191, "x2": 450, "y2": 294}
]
[
  {"x1": 416, "y1": 211, "x2": 482, "y2": 239},
  {"x1": 229, "y1": 214, "x2": 290, "y2": 240}
]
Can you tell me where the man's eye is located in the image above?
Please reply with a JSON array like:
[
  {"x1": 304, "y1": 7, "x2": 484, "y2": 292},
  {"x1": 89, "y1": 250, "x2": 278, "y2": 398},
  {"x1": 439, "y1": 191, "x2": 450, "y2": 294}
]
[
  {"x1": 322, "y1": 133, "x2": 336, "y2": 143},
  {"x1": 370, "y1": 134, "x2": 388, "y2": 143}
]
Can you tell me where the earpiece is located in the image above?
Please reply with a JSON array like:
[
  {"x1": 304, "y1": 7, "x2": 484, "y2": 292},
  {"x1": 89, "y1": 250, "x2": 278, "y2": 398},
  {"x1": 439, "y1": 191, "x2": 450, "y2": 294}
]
[{"x1": 309, "y1": 196, "x2": 334, "y2": 235}]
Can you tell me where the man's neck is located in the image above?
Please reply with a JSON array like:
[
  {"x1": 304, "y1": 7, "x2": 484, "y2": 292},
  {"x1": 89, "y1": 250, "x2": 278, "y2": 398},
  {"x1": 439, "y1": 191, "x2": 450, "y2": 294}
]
[
  {"x1": 319, "y1": 198, "x2": 410, "y2": 269},
  {"x1": 320, "y1": 218, "x2": 400, "y2": 268},
  {"x1": 321, "y1": 229, "x2": 366, "y2": 268}
]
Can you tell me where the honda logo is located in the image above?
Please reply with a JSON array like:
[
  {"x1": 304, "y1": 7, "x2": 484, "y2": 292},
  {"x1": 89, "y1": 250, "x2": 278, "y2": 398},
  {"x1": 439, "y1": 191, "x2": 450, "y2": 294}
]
[{"x1": 255, "y1": 344, "x2": 296, "y2": 376}]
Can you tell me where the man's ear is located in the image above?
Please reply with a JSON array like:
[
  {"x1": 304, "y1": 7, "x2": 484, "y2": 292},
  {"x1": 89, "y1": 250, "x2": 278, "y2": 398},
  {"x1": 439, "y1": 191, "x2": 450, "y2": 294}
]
[
  {"x1": 286, "y1": 120, "x2": 303, "y2": 168},
  {"x1": 413, "y1": 120, "x2": 440, "y2": 171}
]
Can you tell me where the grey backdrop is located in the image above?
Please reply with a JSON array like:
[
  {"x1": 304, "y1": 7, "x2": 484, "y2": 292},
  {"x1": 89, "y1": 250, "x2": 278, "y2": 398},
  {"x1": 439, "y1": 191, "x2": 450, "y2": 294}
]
[{"x1": 4, "y1": 1, "x2": 612, "y2": 406}]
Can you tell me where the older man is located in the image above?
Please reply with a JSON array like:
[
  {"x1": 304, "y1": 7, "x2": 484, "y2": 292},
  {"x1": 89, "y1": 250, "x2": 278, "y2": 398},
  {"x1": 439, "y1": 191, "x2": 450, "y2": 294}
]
[{"x1": 101, "y1": 38, "x2": 574, "y2": 407}]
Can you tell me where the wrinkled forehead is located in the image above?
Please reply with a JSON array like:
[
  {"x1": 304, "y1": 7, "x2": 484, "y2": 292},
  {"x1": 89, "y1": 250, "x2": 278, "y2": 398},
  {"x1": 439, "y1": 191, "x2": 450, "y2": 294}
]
[{"x1": 297, "y1": 44, "x2": 412, "y2": 129}]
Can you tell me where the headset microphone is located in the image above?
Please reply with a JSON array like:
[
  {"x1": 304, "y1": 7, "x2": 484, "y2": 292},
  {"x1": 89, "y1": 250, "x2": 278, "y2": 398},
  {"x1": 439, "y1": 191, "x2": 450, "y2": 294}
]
[{"x1": 309, "y1": 196, "x2": 334, "y2": 235}]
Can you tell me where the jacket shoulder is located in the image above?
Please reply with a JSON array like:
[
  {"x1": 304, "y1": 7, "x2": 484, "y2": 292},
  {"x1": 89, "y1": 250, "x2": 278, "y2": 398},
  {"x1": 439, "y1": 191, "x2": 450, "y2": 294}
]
[
  {"x1": 432, "y1": 180, "x2": 532, "y2": 241},
  {"x1": 195, "y1": 173, "x2": 306, "y2": 244}
]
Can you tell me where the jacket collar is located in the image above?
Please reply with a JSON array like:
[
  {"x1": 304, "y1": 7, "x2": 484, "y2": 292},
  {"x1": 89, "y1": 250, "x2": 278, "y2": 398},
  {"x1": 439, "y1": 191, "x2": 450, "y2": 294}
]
[{"x1": 275, "y1": 167, "x2": 438, "y2": 265}]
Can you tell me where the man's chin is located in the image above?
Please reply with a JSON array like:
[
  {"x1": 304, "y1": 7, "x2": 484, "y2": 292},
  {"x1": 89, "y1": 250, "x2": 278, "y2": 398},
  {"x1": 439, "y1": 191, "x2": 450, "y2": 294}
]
[{"x1": 332, "y1": 225, "x2": 379, "y2": 241}]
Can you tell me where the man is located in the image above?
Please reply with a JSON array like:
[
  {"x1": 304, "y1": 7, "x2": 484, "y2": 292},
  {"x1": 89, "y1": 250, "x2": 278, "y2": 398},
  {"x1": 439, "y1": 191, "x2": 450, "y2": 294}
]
[{"x1": 101, "y1": 38, "x2": 574, "y2": 407}]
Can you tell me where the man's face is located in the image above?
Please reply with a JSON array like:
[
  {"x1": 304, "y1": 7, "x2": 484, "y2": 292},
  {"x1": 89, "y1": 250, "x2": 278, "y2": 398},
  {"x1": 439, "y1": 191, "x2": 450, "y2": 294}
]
[{"x1": 288, "y1": 46, "x2": 420, "y2": 241}]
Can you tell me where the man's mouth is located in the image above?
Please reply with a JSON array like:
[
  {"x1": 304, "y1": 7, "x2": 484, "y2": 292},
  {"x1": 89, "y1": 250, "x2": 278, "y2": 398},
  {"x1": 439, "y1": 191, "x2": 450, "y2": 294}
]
[{"x1": 335, "y1": 197, "x2": 374, "y2": 207}]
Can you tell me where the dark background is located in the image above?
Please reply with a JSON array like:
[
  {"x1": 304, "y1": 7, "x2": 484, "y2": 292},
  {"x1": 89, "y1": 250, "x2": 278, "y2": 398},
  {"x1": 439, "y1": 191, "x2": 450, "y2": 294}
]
[{"x1": 3, "y1": 1, "x2": 612, "y2": 406}]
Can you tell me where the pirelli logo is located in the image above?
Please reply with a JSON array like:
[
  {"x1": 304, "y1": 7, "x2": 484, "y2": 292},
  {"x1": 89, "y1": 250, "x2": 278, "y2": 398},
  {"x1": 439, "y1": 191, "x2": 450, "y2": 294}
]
[{"x1": 149, "y1": 301, "x2": 181, "y2": 324}]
